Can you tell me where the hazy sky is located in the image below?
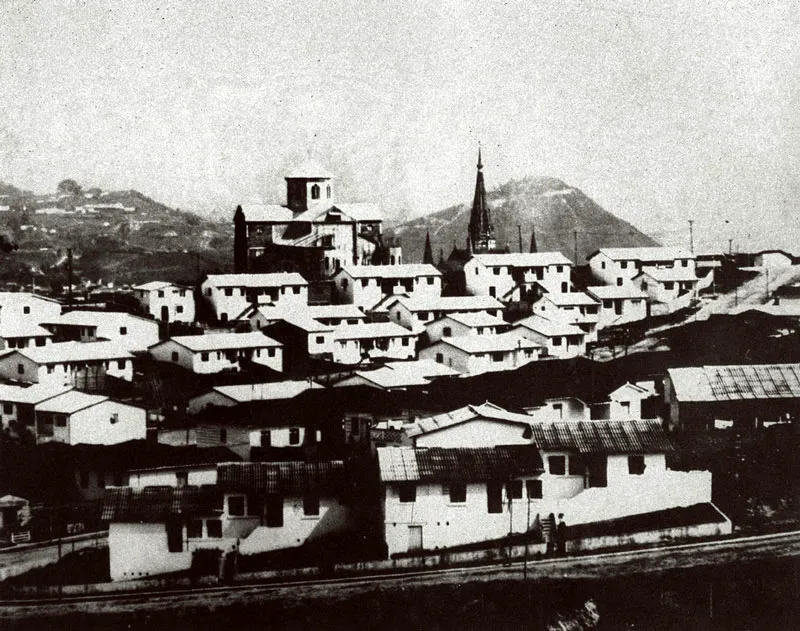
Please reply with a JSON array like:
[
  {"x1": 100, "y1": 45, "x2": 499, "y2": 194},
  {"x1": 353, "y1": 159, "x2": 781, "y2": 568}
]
[{"x1": 1, "y1": 0, "x2": 798, "y2": 251}]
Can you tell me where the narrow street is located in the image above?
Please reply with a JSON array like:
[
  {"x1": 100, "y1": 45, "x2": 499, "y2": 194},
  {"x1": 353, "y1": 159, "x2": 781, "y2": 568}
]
[{"x1": 0, "y1": 533, "x2": 107, "y2": 582}]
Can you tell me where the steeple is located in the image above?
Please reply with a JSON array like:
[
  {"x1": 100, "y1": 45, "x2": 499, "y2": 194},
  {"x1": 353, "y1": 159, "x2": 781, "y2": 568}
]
[
  {"x1": 422, "y1": 231, "x2": 434, "y2": 265},
  {"x1": 233, "y1": 205, "x2": 247, "y2": 272},
  {"x1": 468, "y1": 145, "x2": 496, "y2": 254}
]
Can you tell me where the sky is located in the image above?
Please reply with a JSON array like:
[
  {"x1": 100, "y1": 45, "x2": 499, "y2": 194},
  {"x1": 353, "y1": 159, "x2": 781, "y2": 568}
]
[{"x1": 1, "y1": 0, "x2": 798, "y2": 252}]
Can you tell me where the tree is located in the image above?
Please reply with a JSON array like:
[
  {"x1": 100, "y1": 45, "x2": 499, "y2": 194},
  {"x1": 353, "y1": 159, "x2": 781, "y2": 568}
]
[{"x1": 56, "y1": 179, "x2": 82, "y2": 196}]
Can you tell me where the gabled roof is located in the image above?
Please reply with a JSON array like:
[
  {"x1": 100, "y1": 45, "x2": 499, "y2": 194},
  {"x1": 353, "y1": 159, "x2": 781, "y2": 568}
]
[
  {"x1": 472, "y1": 252, "x2": 573, "y2": 267},
  {"x1": 589, "y1": 247, "x2": 692, "y2": 262},
  {"x1": 217, "y1": 461, "x2": 344, "y2": 494},
  {"x1": 271, "y1": 313, "x2": 332, "y2": 333},
  {"x1": 339, "y1": 360, "x2": 459, "y2": 390},
  {"x1": 609, "y1": 381, "x2": 657, "y2": 401},
  {"x1": 378, "y1": 445, "x2": 544, "y2": 482},
  {"x1": 339, "y1": 264, "x2": 441, "y2": 279},
  {"x1": 528, "y1": 420, "x2": 672, "y2": 454},
  {"x1": 36, "y1": 390, "x2": 110, "y2": 414},
  {"x1": 333, "y1": 203, "x2": 382, "y2": 222},
  {"x1": 285, "y1": 159, "x2": 334, "y2": 179},
  {"x1": 542, "y1": 292, "x2": 599, "y2": 307},
  {"x1": 443, "y1": 311, "x2": 507, "y2": 328},
  {"x1": 635, "y1": 267, "x2": 698, "y2": 282},
  {"x1": 586, "y1": 285, "x2": 648, "y2": 300},
  {"x1": 0, "y1": 322, "x2": 53, "y2": 338},
  {"x1": 239, "y1": 203, "x2": 294, "y2": 223},
  {"x1": 305, "y1": 304, "x2": 367, "y2": 320},
  {"x1": 406, "y1": 401, "x2": 532, "y2": 438},
  {"x1": 134, "y1": 281, "x2": 187, "y2": 292},
  {"x1": 437, "y1": 332, "x2": 539, "y2": 354},
  {"x1": 332, "y1": 322, "x2": 415, "y2": 341},
  {"x1": 0, "y1": 292, "x2": 62, "y2": 306},
  {"x1": 210, "y1": 380, "x2": 324, "y2": 403},
  {"x1": 157, "y1": 332, "x2": 282, "y2": 352},
  {"x1": 13, "y1": 341, "x2": 133, "y2": 364},
  {"x1": 49, "y1": 309, "x2": 156, "y2": 328},
  {"x1": 513, "y1": 315, "x2": 584, "y2": 337},
  {"x1": 102, "y1": 485, "x2": 220, "y2": 523},
  {"x1": 386, "y1": 295, "x2": 504, "y2": 313},
  {"x1": 0, "y1": 383, "x2": 73, "y2": 405},
  {"x1": 204, "y1": 273, "x2": 308, "y2": 288},
  {"x1": 667, "y1": 364, "x2": 800, "y2": 402}
]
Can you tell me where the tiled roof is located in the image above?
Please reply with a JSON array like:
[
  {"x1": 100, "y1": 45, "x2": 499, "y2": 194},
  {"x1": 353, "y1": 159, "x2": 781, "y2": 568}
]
[
  {"x1": 586, "y1": 286, "x2": 648, "y2": 300},
  {"x1": 668, "y1": 364, "x2": 800, "y2": 402},
  {"x1": 332, "y1": 322, "x2": 415, "y2": 340},
  {"x1": 204, "y1": 273, "x2": 308, "y2": 288},
  {"x1": 472, "y1": 252, "x2": 573, "y2": 267},
  {"x1": 377, "y1": 446, "x2": 544, "y2": 483},
  {"x1": 17, "y1": 341, "x2": 133, "y2": 364},
  {"x1": 216, "y1": 461, "x2": 345, "y2": 495},
  {"x1": 591, "y1": 247, "x2": 692, "y2": 262},
  {"x1": 162, "y1": 332, "x2": 282, "y2": 352},
  {"x1": 439, "y1": 332, "x2": 539, "y2": 353},
  {"x1": 406, "y1": 401, "x2": 532, "y2": 437},
  {"x1": 102, "y1": 485, "x2": 221, "y2": 522},
  {"x1": 339, "y1": 264, "x2": 441, "y2": 279},
  {"x1": 528, "y1": 420, "x2": 673, "y2": 454}
]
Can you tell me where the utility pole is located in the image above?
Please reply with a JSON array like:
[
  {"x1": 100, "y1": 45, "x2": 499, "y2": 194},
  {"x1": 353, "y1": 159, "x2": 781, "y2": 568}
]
[
  {"x1": 66, "y1": 248, "x2": 74, "y2": 306},
  {"x1": 728, "y1": 238, "x2": 733, "y2": 256},
  {"x1": 573, "y1": 230, "x2": 578, "y2": 264},
  {"x1": 517, "y1": 225, "x2": 523, "y2": 253},
  {"x1": 688, "y1": 220, "x2": 694, "y2": 255}
]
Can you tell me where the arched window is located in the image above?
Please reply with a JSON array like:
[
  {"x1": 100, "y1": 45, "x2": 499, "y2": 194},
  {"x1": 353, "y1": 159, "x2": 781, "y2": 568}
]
[
  {"x1": 326, "y1": 185, "x2": 331, "y2": 199},
  {"x1": 311, "y1": 184, "x2": 320, "y2": 200}
]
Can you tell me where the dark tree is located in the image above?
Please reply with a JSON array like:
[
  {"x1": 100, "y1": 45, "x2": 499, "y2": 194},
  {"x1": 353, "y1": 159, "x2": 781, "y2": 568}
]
[{"x1": 56, "y1": 179, "x2": 82, "y2": 196}]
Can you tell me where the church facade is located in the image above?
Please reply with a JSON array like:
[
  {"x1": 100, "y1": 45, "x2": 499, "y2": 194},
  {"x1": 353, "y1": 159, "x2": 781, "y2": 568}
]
[{"x1": 234, "y1": 161, "x2": 400, "y2": 280}]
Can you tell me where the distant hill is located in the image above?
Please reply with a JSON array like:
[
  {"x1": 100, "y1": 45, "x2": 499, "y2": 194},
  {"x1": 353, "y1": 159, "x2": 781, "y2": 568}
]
[
  {"x1": 390, "y1": 176, "x2": 658, "y2": 264},
  {"x1": 0, "y1": 182, "x2": 233, "y2": 287}
]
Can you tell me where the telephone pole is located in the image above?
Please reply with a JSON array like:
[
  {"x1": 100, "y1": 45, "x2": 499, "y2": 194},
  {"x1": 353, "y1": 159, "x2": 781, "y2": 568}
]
[
  {"x1": 66, "y1": 248, "x2": 74, "y2": 305},
  {"x1": 688, "y1": 220, "x2": 694, "y2": 255},
  {"x1": 573, "y1": 230, "x2": 578, "y2": 264}
]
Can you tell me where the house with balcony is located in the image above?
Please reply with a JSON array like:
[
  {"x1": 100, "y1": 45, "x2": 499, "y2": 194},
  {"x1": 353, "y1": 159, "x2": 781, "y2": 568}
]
[
  {"x1": 419, "y1": 331, "x2": 541, "y2": 376},
  {"x1": 463, "y1": 252, "x2": 574, "y2": 301},
  {"x1": 511, "y1": 314, "x2": 587, "y2": 359},
  {"x1": 134, "y1": 281, "x2": 196, "y2": 323},
  {"x1": 200, "y1": 273, "x2": 308, "y2": 323},
  {"x1": 333, "y1": 264, "x2": 442, "y2": 310},
  {"x1": 148, "y1": 332, "x2": 283, "y2": 375},
  {"x1": 331, "y1": 322, "x2": 417, "y2": 365},
  {"x1": 103, "y1": 460, "x2": 351, "y2": 581}
]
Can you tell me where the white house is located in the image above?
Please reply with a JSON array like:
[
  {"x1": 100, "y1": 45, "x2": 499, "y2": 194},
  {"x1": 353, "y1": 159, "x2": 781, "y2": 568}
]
[
  {"x1": 424, "y1": 311, "x2": 509, "y2": 344},
  {"x1": 103, "y1": 460, "x2": 351, "y2": 581},
  {"x1": 753, "y1": 249, "x2": 794, "y2": 269},
  {"x1": 379, "y1": 419, "x2": 717, "y2": 556},
  {"x1": 633, "y1": 267, "x2": 699, "y2": 309},
  {"x1": 463, "y1": 253, "x2": 574, "y2": 301},
  {"x1": 585, "y1": 285, "x2": 648, "y2": 328},
  {"x1": 0, "y1": 341, "x2": 134, "y2": 387},
  {"x1": 608, "y1": 381, "x2": 658, "y2": 420},
  {"x1": 304, "y1": 304, "x2": 368, "y2": 327},
  {"x1": 419, "y1": 332, "x2": 541, "y2": 376},
  {"x1": 149, "y1": 332, "x2": 283, "y2": 374},
  {"x1": 34, "y1": 390, "x2": 146, "y2": 445},
  {"x1": 531, "y1": 292, "x2": 600, "y2": 342},
  {"x1": 332, "y1": 360, "x2": 460, "y2": 391},
  {"x1": 134, "y1": 281, "x2": 196, "y2": 323},
  {"x1": 0, "y1": 292, "x2": 62, "y2": 325},
  {"x1": 333, "y1": 264, "x2": 442, "y2": 310},
  {"x1": 201, "y1": 273, "x2": 309, "y2": 323},
  {"x1": 587, "y1": 247, "x2": 696, "y2": 288},
  {"x1": 331, "y1": 322, "x2": 417, "y2": 365},
  {"x1": 511, "y1": 315, "x2": 587, "y2": 359},
  {"x1": 0, "y1": 383, "x2": 73, "y2": 435},
  {"x1": 383, "y1": 295, "x2": 505, "y2": 332},
  {"x1": 0, "y1": 322, "x2": 53, "y2": 350},
  {"x1": 242, "y1": 304, "x2": 368, "y2": 331},
  {"x1": 523, "y1": 398, "x2": 591, "y2": 423},
  {"x1": 43, "y1": 310, "x2": 160, "y2": 352},
  {"x1": 187, "y1": 380, "x2": 324, "y2": 415}
]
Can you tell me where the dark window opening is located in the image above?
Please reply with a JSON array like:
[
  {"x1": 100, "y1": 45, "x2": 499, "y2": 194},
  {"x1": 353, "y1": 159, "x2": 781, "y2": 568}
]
[
  {"x1": 227, "y1": 495, "x2": 245, "y2": 516},
  {"x1": 266, "y1": 494, "x2": 283, "y2": 527},
  {"x1": 487, "y1": 482, "x2": 503, "y2": 513},
  {"x1": 398, "y1": 483, "x2": 416, "y2": 503},
  {"x1": 206, "y1": 519, "x2": 222, "y2": 538},
  {"x1": 628, "y1": 455, "x2": 646, "y2": 475},
  {"x1": 507, "y1": 480, "x2": 523, "y2": 499},
  {"x1": 187, "y1": 519, "x2": 203, "y2": 539},
  {"x1": 166, "y1": 519, "x2": 183, "y2": 552},
  {"x1": 303, "y1": 493, "x2": 320, "y2": 516},
  {"x1": 289, "y1": 427, "x2": 300, "y2": 445},
  {"x1": 526, "y1": 479, "x2": 542, "y2": 499},
  {"x1": 448, "y1": 483, "x2": 467, "y2": 504},
  {"x1": 548, "y1": 456, "x2": 566, "y2": 475}
]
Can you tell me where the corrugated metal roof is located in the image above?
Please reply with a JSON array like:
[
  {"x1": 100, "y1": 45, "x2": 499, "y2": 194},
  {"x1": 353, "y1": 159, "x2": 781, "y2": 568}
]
[
  {"x1": 377, "y1": 446, "x2": 543, "y2": 482},
  {"x1": 217, "y1": 461, "x2": 345, "y2": 495},
  {"x1": 102, "y1": 485, "x2": 220, "y2": 522},
  {"x1": 528, "y1": 420, "x2": 672, "y2": 454},
  {"x1": 668, "y1": 364, "x2": 800, "y2": 402},
  {"x1": 406, "y1": 401, "x2": 532, "y2": 437}
]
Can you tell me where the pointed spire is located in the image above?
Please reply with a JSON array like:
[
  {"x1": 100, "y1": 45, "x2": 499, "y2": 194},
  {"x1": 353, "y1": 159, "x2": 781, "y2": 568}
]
[
  {"x1": 468, "y1": 145, "x2": 495, "y2": 254},
  {"x1": 423, "y1": 231, "x2": 434, "y2": 265},
  {"x1": 529, "y1": 224, "x2": 538, "y2": 253}
]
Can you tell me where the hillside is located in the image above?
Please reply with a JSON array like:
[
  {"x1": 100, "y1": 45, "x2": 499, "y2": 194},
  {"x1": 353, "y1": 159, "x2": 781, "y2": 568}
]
[
  {"x1": 0, "y1": 181, "x2": 233, "y2": 288},
  {"x1": 390, "y1": 176, "x2": 658, "y2": 264}
]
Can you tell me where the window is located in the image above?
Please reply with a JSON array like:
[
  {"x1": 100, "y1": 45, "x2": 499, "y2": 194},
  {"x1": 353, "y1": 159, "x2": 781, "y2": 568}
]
[
  {"x1": 293, "y1": 287, "x2": 301, "y2": 294},
  {"x1": 628, "y1": 455, "x2": 646, "y2": 475},
  {"x1": 187, "y1": 519, "x2": 203, "y2": 539},
  {"x1": 402, "y1": 337, "x2": 409, "y2": 346},
  {"x1": 489, "y1": 287, "x2": 496, "y2": 297},
  {"x1": 681, "y1": 259, "x2": 688, "y2": 267},
  {"x1": 568, "y1": 455, "x2": 584, "y2": 476},
  {"x1": 448, "y1": 483, "x2": 467, "y2": 504},
  {"x1": 268, "y1": 348, "x2": 276, "y2": 357},
  {"x1": 341, "y1": 279, "x2": 348, "y2": 290},
  {"x1": 157, "y1": 290, "x2": 165, "y2": 298},
  {"x1": 224, "y1": 288, "x2": 233, "y2": 297},
  {"x1": 326, "y1": 185, "x2": 331, "y2": 198},
  {"x1": 419, "y1": 311, "x2": 429, "y2": 321},
  {"x1": 491, "y1": 351, "x2": 504, "y2": 363},
  {"x1": 487, "y1": 482, "x2": 503, "y2": 513},
  {"x1": 171, "y1": 351, "x2": 179, "y2": 362},
  {"x1": 3, "y1": 403, "x2": 13, "y2": 415},
  {"x1": 266, "y1": 494, "x2": 283, "y2": 527},
  {"x1": 601, "y1": 261, "x2": 606, "y2": 269},
  {"x1": 315, "y1": 336, "x2": 325, "y2": 344},
  {"x1": 117, "y1": 360, "x2": 126, "y2": 370},
  {"x1": 664, "y1": 282, "x2": 674, "y2": 290},
  {"x1": 201, "y1": 352, "x2": 209, "y2": 362},
  {"x1": 398, "y1": 483, "x2": 416, "y2": 503},
  {"x1": 303, "y1": 493, "x2": 320, "y2": 516},
  {"x1": 206, "y1": 519, "x2": 222, "y2": 538},
  {"x1": 620, "y1": 261, "x2": 628, "y2": 269},
  {"x1": 526, "y1": 479, "x2": 542, "y2": 499},
  {"x1": 289, "y1": 427, "x2": 300, "y2": 445},
  {"x1": 507, "y1": 480, "x2": 523, "y2": 500},
  {"x1": 35, "y1": 337, "x2": 46, "y2": 347},
  {"x1": 616, "y1": 278, "x2": 623, "y2": 286},
  {"x1": 55, "y1": 415, "x2": 67, "y2": 427},
  {"x1": 427, "y1": 277, "x2": 434, "y2": 285},
  {"x1": 109, "y1": 412, "x2": 119, "y2": 424},
  {"x1": 119, "y1": 327, "x2": 127, "y2": 335},
  {"x1": 435, "y1": 352, "x2": 444, "y2": 364},
  {"x1": 561, "y1": 282, "x2": 568, "y2": 292},
  {"x1": 548, "y1": 456, "x2": 566, "y2": 475},
  {"x1": 552, "y1": 337, "x2": 562, "y2": 346},
  {"x1": 227, "y1": 495, "x2": 245, "y2": 516},
  {"x1": 443, "y1": 326, "x2": 452, "y2": 338},
  {"x1": 260, "y1": 430, "x2": 271, "y2": 447},
  {"x1": 493, "y1": 268, "x2": 500, "y2": 276},
  {"x1": 16, "y1": 363, "x2": 24, "y2": 375},
  {"x1": 176, "y1": 471, "x2": 188, "y2": 487},
  {"x1": 311, "y1": 184, "x2": 320, "y2": 199},
  {"x1": 220, "y1": 428, "x2": 227, "y2": 444},
  {"x1": 176, "y1": 305, "x2": 184, "y2": 314},
  {"x1": 166, "y1": 519, "x2": 183, "y2": 552},
  {"x1": 23, "y1": 306, "x2": 30, "y2": 315}
]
